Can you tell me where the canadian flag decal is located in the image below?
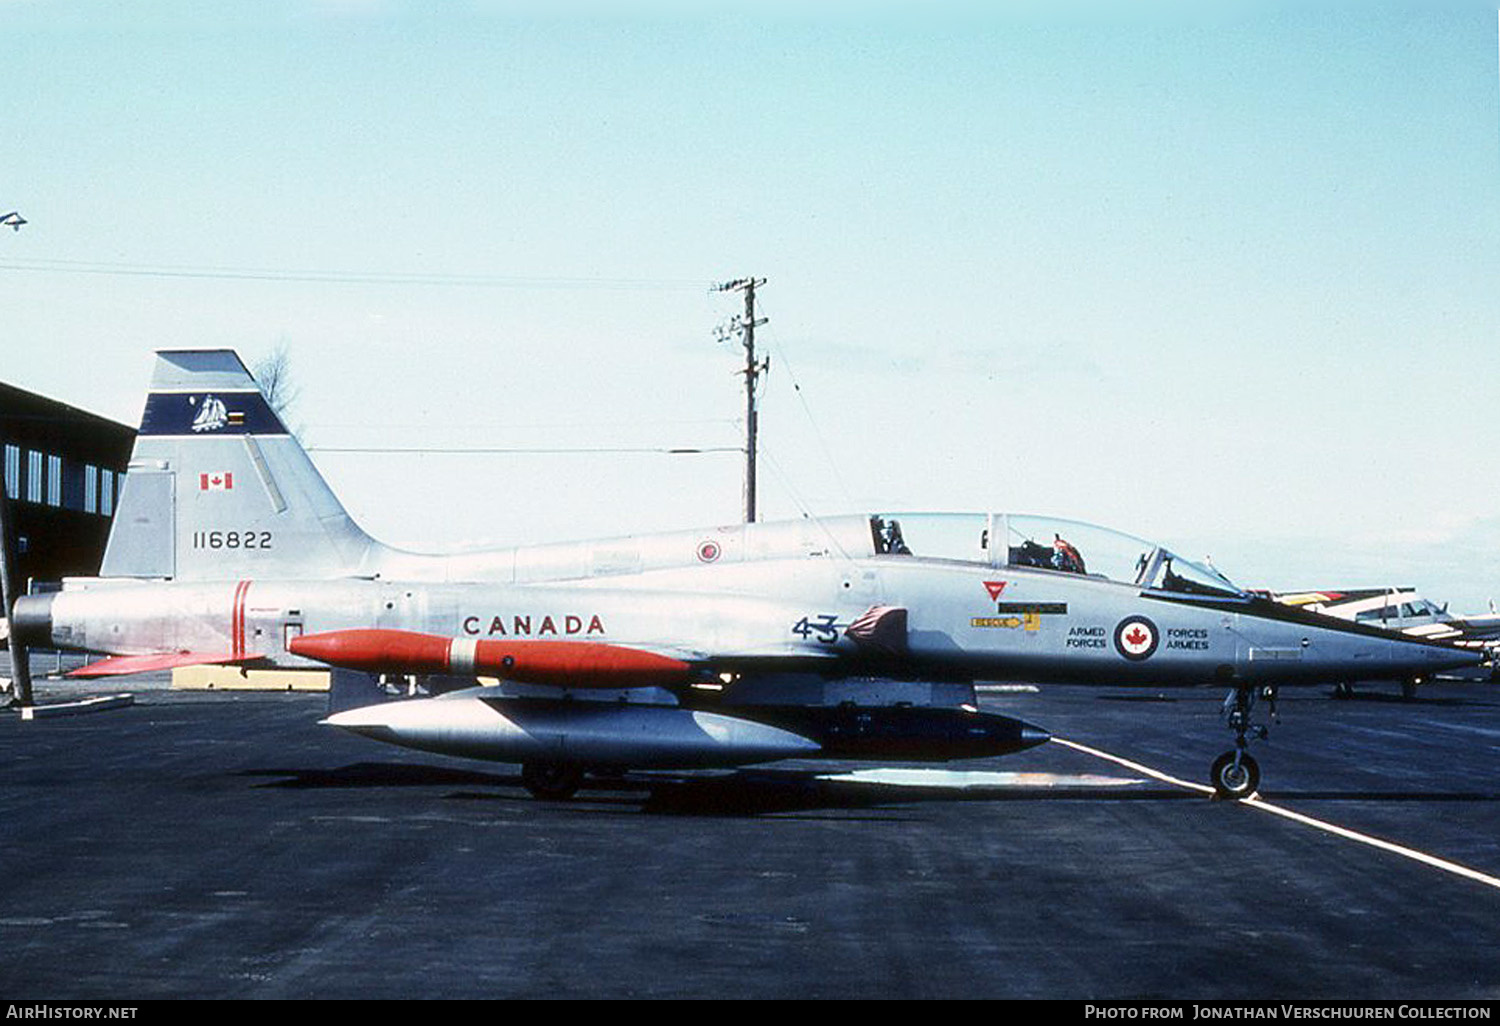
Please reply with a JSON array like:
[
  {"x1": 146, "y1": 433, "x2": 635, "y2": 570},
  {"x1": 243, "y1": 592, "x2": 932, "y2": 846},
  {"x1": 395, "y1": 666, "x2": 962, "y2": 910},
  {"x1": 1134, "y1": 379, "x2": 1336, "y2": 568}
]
[{"x1": 200, "y1": 472, "x2": 234, "y2": 491}]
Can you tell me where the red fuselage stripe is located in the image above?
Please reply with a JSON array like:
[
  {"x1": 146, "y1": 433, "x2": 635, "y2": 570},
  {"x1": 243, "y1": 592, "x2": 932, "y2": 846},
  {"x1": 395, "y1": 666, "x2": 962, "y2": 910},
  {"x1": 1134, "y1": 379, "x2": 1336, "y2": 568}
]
[{"x1": 231, "y1": 580, "x2": 251, "y2": 660}]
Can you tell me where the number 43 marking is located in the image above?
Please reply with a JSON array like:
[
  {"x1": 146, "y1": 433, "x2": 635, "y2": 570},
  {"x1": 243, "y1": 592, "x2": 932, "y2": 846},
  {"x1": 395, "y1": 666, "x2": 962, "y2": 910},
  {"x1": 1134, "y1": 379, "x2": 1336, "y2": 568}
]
[{"x1": 791, "y1": 614, "x2": 840, "y2": 644}]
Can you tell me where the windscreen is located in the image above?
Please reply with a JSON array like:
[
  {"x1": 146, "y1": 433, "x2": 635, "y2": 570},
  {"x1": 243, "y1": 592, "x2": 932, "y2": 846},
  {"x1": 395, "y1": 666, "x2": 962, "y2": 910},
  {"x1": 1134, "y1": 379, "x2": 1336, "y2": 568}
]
[
  {"x1": 1003, "y1": 515, "x2": 1155, "y2": 583},
  {"x1": 1002, "y1": 514, "x2": 1244, "y2": 597}
]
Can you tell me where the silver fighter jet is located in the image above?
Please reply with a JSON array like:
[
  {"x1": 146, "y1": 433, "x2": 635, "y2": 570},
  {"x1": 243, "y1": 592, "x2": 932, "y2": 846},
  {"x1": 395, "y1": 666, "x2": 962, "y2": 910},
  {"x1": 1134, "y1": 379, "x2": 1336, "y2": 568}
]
[{"x1": 9, "y1": 350, "x2": 1482, "y2": 798}]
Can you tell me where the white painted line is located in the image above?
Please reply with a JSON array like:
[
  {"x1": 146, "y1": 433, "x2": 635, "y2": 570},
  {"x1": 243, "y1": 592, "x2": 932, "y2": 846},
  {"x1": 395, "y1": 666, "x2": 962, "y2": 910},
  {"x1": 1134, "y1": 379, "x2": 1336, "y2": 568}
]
[
  {"x1": 1051, "y1": 737, "x2": 1215, "y2": 794},
  {"x1": 18, "y1": 694, "x2": 135, "y2": 721},
  {"x1": 1052, "y1": 737, "x2": 1500, "y2": 893},
  {"x1": 1239, "y1": 797, "x2": 1500, "y2": 892},
  {"x1": 818, "y1": 768, "x2": 1143, "y2": 789}
]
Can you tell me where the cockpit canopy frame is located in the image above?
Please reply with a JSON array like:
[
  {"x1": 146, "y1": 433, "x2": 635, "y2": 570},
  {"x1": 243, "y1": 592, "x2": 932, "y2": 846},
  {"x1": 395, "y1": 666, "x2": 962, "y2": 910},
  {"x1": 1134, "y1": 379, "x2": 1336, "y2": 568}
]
[{"x1": 868, "y1": 512, "x2": 1245, "y2": 600}]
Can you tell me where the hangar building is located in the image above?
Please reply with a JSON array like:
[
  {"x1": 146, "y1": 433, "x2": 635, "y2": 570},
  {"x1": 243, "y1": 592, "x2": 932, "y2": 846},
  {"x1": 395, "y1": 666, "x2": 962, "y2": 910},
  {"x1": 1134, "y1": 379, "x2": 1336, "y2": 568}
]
[{"x1": 1, "y1": 381, "x2": 134, "y2": 590}]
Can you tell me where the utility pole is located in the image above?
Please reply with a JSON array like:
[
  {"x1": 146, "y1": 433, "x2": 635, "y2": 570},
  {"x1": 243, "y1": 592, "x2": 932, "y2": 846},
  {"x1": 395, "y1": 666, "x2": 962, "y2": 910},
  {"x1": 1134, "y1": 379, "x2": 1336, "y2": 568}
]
[{"x1": 713, "y1": 277, "x2": 768, "y2": 523}]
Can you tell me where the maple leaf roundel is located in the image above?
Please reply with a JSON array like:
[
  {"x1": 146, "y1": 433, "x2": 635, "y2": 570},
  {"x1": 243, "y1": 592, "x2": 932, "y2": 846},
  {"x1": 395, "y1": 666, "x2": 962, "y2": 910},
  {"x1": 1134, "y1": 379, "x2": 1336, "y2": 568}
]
[{"x1": 1113, "y1": 616, "x2": 1159, "y2": 661}]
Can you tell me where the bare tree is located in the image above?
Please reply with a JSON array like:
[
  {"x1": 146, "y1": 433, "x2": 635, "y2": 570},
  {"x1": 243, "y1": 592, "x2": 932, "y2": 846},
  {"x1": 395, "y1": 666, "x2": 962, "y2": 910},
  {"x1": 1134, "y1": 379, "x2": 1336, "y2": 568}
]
[{"x1": 252, "y1": 341, "x2": 305, "y2": 439}]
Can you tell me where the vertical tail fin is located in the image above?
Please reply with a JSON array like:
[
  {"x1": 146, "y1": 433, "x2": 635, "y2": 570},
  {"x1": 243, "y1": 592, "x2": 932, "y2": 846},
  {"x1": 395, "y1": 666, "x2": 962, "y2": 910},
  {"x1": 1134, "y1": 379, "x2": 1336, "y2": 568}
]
[{"x1": 100, "y1": 350, "x2": 375, "y2": 580}]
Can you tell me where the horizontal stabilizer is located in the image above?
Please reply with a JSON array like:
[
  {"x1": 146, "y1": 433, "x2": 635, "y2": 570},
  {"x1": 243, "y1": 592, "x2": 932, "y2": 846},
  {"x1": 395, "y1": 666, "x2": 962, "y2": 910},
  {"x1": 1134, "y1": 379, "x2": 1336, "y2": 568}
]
[{"x1": 68, "y1": 651, "x2": 259, "y2": 678}]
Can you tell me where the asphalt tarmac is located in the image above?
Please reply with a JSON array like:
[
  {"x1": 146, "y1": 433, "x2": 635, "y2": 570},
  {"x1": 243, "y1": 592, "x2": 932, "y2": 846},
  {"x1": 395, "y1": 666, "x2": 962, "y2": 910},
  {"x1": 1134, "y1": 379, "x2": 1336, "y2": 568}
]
[{"x1": 1, "y1": 667, "x2": 1497, "y2": 1000}]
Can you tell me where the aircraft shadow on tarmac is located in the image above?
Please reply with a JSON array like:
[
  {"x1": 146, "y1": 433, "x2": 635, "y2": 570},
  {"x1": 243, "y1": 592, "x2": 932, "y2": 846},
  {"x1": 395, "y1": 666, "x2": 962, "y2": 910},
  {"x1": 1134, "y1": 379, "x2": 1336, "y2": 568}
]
[
  {"x1": 1092, "y1": 690, "x2": 1488, "y2": 708},
  {"x1": 241, "y1": 762, "x2": 1201, "y2": 816},
  {"x1": 241, "y1": 762, "x2": 516, "y2": 790},
  {"x1": 239, "y1": 762, "x2": 1500, "y2": 815},
  {"x1": 1325, "y1": 692, "x2": 1482, "y2": 706},
  {"x1": 624, "y1": 772, "x2": 1195, "y2": 816}
]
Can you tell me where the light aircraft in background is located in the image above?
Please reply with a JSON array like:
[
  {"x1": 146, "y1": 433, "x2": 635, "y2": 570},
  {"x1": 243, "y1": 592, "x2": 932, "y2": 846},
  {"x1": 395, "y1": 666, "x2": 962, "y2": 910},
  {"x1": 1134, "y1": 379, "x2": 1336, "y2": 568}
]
[
  {"x1": 1268, "y1": 587, "x2": 1499, "y2": 695},
  {"x1": 6, "y1": 351, "x2": 1483, "y2": 798}
]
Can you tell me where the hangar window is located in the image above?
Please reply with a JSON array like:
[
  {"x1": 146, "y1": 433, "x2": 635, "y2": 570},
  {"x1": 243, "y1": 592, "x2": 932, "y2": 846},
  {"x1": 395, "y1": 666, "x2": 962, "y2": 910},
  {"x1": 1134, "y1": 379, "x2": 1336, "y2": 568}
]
[
  {"x1": 4, "y1": 445, "x2": 17, "y2": 500},
  {"x1": 84, "y1": 465, "x2": 98, "y2": 514},
  {"x1": 100, "y1": 470, "x2": 115, "y2": 517},
  {"x1": 46, "y1": 455, "x2": 62, "y2": 507},
  {"x1": 26, "y1": 450, "x2": 42, "y2": 503}
]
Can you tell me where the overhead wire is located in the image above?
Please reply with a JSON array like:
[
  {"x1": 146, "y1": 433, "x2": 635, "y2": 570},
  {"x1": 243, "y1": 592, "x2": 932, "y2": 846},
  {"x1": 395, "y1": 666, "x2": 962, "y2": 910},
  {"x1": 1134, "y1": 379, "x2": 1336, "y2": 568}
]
[
  {"x1": 755, "y1": 441, "x2": 855, "y2": 562},
  {"x1": 733, "y1": 296, "x2": 859, "y2": 562},
  {"x1": 0, "y1": 257, "x2": 712, "y2": 291},
  {"x1": 12, "y1": 256, "x2": 858, "y2": 545},
  {"x1": 753, "y1": 297, "x2": 857, "y2": 509},
  {"x1": 308, "y1": 445, "x2": 741, "y2": 455}
]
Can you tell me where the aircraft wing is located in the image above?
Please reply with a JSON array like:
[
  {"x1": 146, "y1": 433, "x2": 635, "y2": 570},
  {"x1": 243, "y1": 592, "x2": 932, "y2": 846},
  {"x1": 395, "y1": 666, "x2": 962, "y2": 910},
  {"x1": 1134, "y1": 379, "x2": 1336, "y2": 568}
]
[{"x1": 1446, "y1": 614, "x2": 1500, "y2": 643}]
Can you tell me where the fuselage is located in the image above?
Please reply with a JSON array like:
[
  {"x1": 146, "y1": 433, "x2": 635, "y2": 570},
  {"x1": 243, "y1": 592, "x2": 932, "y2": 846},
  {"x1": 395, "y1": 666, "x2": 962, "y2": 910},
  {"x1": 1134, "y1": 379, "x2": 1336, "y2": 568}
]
[{"x1": 18, "y1": 512, "x2": 1479, "y2": 688}]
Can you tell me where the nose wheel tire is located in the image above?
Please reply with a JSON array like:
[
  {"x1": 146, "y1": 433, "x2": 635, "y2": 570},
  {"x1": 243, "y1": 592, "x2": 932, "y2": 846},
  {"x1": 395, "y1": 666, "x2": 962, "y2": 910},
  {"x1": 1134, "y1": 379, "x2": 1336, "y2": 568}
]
[
  {"x1": 1210, "y1": 750, "x2": 1260, "y2": 799},
  {"x1": 521, "y1": 762, "x2": 585, "y2": 800}
]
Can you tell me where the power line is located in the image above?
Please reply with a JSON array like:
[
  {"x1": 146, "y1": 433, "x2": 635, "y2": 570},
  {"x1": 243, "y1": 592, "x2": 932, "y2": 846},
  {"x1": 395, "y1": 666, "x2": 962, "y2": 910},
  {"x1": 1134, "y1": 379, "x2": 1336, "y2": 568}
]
[
  {"x1": 308, "y1": 445, "x2": 741, "y2": 455},
  {"x1": 0, "y1": 257, "x2": 711, "y2": 291}
]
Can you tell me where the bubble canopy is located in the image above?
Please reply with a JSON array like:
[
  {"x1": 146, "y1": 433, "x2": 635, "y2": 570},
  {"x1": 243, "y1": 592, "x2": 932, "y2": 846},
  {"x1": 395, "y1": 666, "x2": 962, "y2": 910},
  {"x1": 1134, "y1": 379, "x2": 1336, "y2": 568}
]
[{"x1": 868, "y1": 513, "x2": 1245, "y2": 599}]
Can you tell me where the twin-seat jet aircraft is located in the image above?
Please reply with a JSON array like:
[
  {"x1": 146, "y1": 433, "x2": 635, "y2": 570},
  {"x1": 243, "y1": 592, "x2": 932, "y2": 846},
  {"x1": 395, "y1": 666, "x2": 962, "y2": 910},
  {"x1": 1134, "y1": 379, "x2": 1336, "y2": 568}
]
[{"x1": 9, "y1": 351, "x2": 1482, "y2": 798}]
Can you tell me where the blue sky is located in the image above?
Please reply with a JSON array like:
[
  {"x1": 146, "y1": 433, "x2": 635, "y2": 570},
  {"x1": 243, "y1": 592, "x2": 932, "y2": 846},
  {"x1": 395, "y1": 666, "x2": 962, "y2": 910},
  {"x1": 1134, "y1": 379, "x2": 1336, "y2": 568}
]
[{"x1": 3, "y1": 2, "x2": 1498, "y2": 608}]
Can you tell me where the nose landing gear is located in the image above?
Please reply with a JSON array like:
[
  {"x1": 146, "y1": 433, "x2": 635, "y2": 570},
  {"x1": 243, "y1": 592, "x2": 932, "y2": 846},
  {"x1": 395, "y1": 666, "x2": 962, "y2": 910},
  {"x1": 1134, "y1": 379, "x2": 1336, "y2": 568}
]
[
  {"x1": 1210, "y1": 748, "x2": 1259, "y2": 799},
  {"x1": 1211, "y1": 684, "x2": 1276, "y2": 799}
]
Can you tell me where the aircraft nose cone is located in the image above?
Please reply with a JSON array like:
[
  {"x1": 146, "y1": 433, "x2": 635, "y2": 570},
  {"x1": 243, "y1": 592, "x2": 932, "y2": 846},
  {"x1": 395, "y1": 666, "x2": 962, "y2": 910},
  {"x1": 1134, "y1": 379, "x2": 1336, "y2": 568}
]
[
  {"x1": 321, "y1": 704, "x2": 403, "y2": 741},
  {"x1": 322, "y1": 705, "x2": 388, "y2": 729},
  {"x1": 1020, "y1": 725, "x2": 1052, "y2": 747},
  {"x1": 1392, "y1": 637, "x2": 1485, "y2": 674},
  {"x1": 1242, "y1": 627, "x2": 1486, "y2": 689}
]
